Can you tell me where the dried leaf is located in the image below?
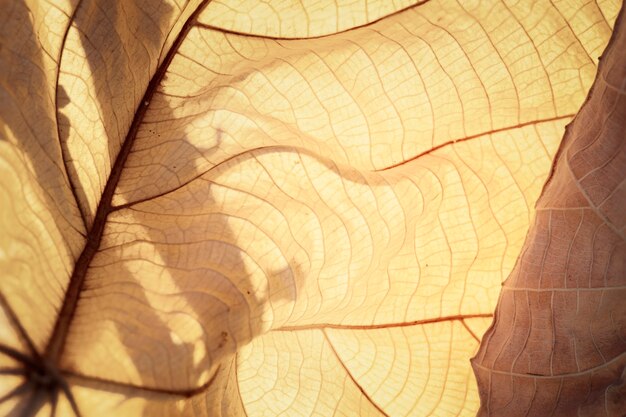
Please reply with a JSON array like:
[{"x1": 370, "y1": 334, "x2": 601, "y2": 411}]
[
  {"x1": 0, "y1": 1, "x2": 622, "y2": 416},
  {"x1": 472, "y1": 4, "x2": 626, "y2": 416}
]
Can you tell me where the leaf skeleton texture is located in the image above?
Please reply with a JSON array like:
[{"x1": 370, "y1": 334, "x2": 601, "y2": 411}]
[
  {"x1": 0, "y1": 0, "x2": 623, "y2": 417},
  {"x1": 472, "y1": 3, "x2": 626, "y2": 416}
]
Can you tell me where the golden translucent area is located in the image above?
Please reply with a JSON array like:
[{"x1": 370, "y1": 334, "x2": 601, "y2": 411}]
[
  {"x1": 118, "y1": 0, "x2": 604, "y2": 202},
  {"x1": 0, "y1": 0, "x2": 621, "y2": 416},
  {"x1": 200, "y1": 0, "x2": 421, "y2": 38},
  {"x1": 65, "y1": 319, "x2": 493, "y2": 417},
  {"x1": 67, "y1": 121, "x2": 564, "y2": 389}
]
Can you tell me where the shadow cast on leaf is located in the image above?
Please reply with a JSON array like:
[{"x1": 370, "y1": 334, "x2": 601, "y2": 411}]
[{"x1": 53, "y1": 1, "x2": 297, "y2": 416}]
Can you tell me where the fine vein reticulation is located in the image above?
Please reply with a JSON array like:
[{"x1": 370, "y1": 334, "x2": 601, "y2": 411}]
[{"x1": 0, "y1": 1, "x2": 622, "y2": 416}]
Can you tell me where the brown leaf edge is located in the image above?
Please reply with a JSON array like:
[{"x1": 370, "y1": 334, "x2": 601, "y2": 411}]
[{"x1": 471, "y1": 3, "x2": 626, "y2": 417}]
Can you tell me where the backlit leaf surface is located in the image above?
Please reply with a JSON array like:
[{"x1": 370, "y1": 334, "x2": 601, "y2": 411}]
[
  {"x1": 472, "y1": 5, "x2": 626, "y2": 416},
  {"x1": 0, "y1": 0, "x2": 622, "y2": 416}
]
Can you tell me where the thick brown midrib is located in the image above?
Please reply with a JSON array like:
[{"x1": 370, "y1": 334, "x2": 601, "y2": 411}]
[{"x1": 44, "y1": 0, "x2": 210, "y2": 364}]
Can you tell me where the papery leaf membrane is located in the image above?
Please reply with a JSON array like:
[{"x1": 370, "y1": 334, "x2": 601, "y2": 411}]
[
  {"x1": 472, "y1": 5, "x2": 626, "y2": 415},
  {"x1": 0, "y1": 0, "x2": 622, "y2": 416}
]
